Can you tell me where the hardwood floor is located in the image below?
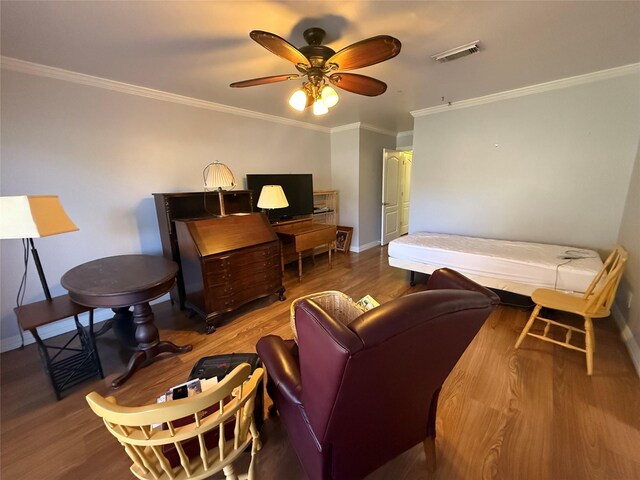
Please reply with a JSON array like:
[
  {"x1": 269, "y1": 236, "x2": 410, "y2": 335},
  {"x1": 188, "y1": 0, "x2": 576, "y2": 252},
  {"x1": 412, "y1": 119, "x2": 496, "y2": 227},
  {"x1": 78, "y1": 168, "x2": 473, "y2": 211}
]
[{"x1": 1, "y1": 246, "x2": 639, "y2": 479}]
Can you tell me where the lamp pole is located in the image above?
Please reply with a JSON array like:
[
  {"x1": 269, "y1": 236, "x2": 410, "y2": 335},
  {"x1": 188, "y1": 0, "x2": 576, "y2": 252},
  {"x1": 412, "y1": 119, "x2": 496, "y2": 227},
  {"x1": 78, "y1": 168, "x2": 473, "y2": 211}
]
[{"x1": 29, "y1": 238, "x2": 52, "y2": 301}]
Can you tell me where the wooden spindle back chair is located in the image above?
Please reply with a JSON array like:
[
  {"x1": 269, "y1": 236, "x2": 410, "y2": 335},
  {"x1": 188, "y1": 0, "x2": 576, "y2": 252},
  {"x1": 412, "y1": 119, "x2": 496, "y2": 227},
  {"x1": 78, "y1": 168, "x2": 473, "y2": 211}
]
[
  {"x1": 515, "y1": 245, "x2": 628, "y2": 375},
  {"x1": 86, "y1": 364, "x2": 263, "y2": 480}
]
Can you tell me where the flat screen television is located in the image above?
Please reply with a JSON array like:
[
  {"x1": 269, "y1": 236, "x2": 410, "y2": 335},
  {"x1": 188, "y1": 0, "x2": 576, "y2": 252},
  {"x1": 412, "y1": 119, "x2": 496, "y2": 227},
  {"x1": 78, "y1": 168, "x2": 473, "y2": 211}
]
[{"x1": 246, "y1": 173, "x2": 314, "y2": 222}]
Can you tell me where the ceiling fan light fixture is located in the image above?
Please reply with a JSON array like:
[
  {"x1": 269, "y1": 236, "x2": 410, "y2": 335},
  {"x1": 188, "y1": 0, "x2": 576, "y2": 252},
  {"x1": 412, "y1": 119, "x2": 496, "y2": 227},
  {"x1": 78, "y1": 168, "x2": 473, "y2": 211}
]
[
  {"x1": 313, "y1": 100, "x2": 329, "y2": 116},
  {"x1": 289, "y1": 89, "x2": 308, "y2": 111},
  {"x1": 320, "y1": 85, "x2": 339, "y2": 108},
  {"x1": 231, "y1": 27, "x2": 402, "y2": 118}
]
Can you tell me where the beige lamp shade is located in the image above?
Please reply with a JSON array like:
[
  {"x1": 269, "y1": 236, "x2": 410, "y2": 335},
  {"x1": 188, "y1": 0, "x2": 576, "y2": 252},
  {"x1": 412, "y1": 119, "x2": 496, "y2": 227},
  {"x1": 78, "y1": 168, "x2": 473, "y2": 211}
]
[
  {"x1": 0, "y1": 195, "x2": 79, "y2": 239},
  {"x1": 204, "y1": 161, "x2": 236, "y2": 191},
  {"x1": 257, "y1": 185, "x2": 289, "y2": 209}
]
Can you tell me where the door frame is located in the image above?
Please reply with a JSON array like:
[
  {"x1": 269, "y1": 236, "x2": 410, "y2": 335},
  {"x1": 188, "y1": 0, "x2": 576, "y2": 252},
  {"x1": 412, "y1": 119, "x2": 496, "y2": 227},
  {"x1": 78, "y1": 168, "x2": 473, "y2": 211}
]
[{"x1": 380, "y1": 147, "x2": 413, "y2": 246}]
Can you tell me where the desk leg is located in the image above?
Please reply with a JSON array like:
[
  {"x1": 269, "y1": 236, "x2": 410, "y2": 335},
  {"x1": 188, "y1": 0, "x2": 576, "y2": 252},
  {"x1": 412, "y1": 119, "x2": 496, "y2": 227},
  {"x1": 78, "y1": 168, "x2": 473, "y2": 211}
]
[
  {"x1": 298, "y1": 253, "x2": 303, "y2": 282},
  {"x1": 328, "y1": 242, "x2": 332, "y2": 268},
  {"x1": 111, "y1": 302, "x2": 192, "y2": 388}
]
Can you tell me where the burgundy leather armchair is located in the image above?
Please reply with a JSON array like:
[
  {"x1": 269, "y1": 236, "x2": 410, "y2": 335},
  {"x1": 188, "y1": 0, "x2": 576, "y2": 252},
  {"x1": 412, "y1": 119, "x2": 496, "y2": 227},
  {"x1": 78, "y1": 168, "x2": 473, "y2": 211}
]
[{"x1": 256, "y1": 268, "x2": 500, "y2": 480}]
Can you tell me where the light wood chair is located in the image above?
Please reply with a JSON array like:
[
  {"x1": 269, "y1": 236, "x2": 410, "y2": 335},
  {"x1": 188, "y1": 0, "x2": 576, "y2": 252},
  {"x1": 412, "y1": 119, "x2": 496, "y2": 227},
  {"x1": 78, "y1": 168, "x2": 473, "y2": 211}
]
[
  {"x1": 515, "y1": 245, "x2": 628, "y2": 375},
  {"x1": 86, "y1": 364, "x2": 263, "y2": 480}
]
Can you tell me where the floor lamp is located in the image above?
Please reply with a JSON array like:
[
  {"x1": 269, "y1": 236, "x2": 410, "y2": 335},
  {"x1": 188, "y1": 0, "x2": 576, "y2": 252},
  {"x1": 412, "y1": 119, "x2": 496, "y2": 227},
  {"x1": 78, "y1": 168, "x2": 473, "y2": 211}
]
[{"x1": 0, "y1": 195, "x2": 79, "y2": 301}]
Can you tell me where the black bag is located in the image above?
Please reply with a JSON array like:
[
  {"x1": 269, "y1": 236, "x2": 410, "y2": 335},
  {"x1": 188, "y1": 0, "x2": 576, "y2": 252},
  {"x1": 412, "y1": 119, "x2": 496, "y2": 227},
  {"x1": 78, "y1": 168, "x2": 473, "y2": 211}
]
[
  {"x1": 188, "y1": 353, "x2": 262, "y2": 382},
  {"x1": 189, "y1": 353, "x2": 264, "y2": 431}
]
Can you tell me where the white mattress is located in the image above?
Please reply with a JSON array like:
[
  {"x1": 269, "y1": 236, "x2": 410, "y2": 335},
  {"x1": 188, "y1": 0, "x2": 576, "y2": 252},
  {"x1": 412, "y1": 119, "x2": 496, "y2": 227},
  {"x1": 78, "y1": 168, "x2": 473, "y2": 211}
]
[{"x1": 388, "y1": 232, "x2": 603, "y2": 296}]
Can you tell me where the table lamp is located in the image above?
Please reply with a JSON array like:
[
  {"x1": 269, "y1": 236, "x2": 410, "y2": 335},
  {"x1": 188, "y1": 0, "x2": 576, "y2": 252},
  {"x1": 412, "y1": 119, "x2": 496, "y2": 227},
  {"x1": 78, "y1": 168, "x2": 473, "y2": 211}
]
[
  {"x1": 203, "y1": 161, "x2": 236, "y2": 216},
  {"x1": 0, "y1": 195, "x2": 79, "y2": 300},
  {"x1": 257, "y1": 185, "x2": 289, "y2": 222}
]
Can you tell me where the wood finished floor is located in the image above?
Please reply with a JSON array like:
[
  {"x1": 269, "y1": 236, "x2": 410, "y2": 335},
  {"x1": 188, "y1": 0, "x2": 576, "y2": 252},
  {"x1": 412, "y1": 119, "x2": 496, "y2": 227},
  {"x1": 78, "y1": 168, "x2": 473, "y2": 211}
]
[{"x1": 1, "y1": 246, "x2": 639, "y2": 480}]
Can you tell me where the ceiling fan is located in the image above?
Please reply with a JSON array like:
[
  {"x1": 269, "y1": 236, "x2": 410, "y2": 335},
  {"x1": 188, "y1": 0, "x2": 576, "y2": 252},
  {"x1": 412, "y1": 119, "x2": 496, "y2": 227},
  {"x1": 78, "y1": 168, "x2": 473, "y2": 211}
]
[{"x1": 230, "y1": 27, "x2": 401, "y2": 115}]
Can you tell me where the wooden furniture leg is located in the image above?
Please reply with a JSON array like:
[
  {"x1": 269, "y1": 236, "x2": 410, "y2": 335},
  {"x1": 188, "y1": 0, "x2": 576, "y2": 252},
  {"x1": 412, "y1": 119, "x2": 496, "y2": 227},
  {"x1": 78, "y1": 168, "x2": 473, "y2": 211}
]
[
  {"x1": 584, "y1": 316, "x2": 594, "y2": 375},
  {"x1": 111, "y1": 302, "x2": 191, "y2": 387},
  {"x1": 298, "y1": 252, "x2": 303, "y2": 282},
  {"x1": 223, "y1": 464, "x2": 238, "y2": 480},
  {"x1": 515, "y1": 305, "x2": 541, "y2": 348}
]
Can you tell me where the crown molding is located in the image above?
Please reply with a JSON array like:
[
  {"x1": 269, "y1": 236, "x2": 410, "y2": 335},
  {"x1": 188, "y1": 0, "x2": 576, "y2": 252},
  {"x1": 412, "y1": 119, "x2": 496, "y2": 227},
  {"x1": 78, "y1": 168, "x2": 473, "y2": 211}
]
[
  {"x1": 329, "y1": 122, "x2": 396, "y2": 137},
  {"x1": 360, "y1": 123, "x2": 397, "y2": 137},
  {"x1": 397, "y1": 130, "x2": 413, "y2": 138},
  {"x1": 330, "y1": 122, "x2": 362, "y2": 133},
  {"x1": 411, "y1": 63, "x2": 640, "y2": 118},
  {"x1": 1, "y1": 56, "x2": 332, "y2": 133}
]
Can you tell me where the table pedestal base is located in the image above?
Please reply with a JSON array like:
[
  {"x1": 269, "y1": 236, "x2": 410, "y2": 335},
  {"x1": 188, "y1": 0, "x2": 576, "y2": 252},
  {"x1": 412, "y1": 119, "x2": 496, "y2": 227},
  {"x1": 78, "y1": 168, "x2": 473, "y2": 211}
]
[
  {"x1": 95, "y1": 307, "x2": 138, "y2": 350},
  {"x1": 111, "y1": 302, "x2": 192, "y2": 388}
]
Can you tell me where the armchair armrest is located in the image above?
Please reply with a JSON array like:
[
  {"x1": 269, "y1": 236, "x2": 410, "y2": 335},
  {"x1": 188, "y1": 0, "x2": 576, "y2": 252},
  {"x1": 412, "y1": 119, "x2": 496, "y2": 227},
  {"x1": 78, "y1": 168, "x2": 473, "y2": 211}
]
[
  {"x1": 426, "y1": 268, "x2": 500, "y2": 305},
  {"x1": 256, "y1": 335, "x2": 302, "y2": 405}
]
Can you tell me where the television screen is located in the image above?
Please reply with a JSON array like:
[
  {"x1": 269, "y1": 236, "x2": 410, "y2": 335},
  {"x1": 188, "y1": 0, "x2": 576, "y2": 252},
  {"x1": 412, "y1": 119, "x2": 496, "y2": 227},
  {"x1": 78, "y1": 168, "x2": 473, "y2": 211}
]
[{"x1": 246, "y1": 173, "x2": 314, "y2": 221}]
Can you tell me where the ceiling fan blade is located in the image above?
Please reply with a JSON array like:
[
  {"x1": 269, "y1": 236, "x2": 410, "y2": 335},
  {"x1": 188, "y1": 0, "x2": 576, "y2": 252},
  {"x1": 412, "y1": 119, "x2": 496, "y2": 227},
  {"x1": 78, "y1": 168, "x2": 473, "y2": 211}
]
[
  {"x1": 326, "y1": 36, "x2": 401, "y2": 71},
  {"x1": 230, "y1": 74, "x2": 300, "y2": 88},
  {"x1": 328, "y1": 73, "x2": 387, "y2": 96},
  {"x1": 250, "y1": 30, "x2": 311, "y2": 67}
]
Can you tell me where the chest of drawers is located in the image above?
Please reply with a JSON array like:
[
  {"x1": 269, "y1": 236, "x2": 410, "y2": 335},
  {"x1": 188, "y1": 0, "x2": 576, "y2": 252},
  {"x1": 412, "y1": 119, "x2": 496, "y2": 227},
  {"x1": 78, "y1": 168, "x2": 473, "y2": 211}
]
[
  {"x1": 175, "y1": 213, "x2": 285, "y2": 333},
  {"x1": 153, "y1": 191, "x2": 254, "y2": 309}
]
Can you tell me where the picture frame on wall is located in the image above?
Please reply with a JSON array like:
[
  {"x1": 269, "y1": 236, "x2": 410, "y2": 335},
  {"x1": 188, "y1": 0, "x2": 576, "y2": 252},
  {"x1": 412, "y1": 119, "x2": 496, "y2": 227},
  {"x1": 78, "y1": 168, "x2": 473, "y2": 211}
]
[{"x1": 335, "y1": 226, "x2": 353, "y2": 253}]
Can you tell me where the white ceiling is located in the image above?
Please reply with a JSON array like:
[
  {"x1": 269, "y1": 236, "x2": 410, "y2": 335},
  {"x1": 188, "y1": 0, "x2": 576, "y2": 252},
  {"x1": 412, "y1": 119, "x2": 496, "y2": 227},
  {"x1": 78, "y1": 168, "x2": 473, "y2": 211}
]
[{"x1": 2, "y1": 1, "x2": 639, "y2": 132}]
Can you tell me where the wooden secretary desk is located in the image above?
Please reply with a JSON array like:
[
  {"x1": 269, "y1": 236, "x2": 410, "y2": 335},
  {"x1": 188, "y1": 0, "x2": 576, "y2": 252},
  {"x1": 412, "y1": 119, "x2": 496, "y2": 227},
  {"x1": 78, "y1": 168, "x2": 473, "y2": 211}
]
[
  {"x1": 175, "y1": 213, "x2": 284, "y2": 333},
  {"x1": 153, "y1": 191, "x2": 254, "y2": 310}
]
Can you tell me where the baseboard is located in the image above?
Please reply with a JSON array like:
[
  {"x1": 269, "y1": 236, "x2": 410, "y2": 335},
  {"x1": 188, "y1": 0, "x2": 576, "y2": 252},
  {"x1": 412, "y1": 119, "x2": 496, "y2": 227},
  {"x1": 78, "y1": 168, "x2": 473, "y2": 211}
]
[
  {"x1": 351, "y1": 241, "x2": 380, "y2": 253},
  {"x1": 612, "y1": 304, "x2": 640, "y2": 379},
  {"x1": 0, "y1": 294, "x2": 170, "y2": 353}
]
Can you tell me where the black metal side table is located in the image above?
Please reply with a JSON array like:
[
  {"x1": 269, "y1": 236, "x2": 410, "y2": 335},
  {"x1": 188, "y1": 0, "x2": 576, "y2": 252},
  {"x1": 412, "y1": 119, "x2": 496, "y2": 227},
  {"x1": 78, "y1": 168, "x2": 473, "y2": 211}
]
[{"x1": 15, "y1": 295, "x2": 104, "y2": 400}]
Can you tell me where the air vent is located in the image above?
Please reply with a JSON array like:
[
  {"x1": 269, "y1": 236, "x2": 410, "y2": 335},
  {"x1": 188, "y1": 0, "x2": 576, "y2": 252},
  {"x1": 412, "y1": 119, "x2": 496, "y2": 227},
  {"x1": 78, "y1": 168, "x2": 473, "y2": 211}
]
[{"x1": 432, "y1": 41, "x2": 480, "y2": 63}]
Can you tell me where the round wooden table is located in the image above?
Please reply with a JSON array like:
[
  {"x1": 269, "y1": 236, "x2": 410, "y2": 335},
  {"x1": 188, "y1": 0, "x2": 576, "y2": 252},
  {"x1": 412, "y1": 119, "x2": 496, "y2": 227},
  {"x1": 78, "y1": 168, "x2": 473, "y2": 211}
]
[{"x1": 61, "y1": 254, "x2": 192, "y2": 388}]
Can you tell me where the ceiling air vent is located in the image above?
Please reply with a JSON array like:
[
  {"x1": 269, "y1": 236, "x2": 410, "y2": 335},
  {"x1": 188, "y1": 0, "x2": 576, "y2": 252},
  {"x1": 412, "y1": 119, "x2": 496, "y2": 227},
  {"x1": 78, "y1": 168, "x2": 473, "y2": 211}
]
[{"x1": 432, "y1": 41, "x2": 480, "y2": 63}]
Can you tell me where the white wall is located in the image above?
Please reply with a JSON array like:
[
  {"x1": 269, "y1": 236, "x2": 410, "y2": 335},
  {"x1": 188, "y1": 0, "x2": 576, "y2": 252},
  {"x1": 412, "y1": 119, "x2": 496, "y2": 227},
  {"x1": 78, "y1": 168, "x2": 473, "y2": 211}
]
[
  {"x1": 410, "y1": 71, "x2": 640, "y2": 250},
  {"x1": 359, "y1": 129, "x2": 396, "y2": 249},
  {"x1": 0, "y1": 69, "x2": 331, "y2": 349},
  {"x1": 330, "y1": 126, "x2": 396, "y2": 251},
  {"x1": 396, "y1": 132, "x2": 413, "y2": 149},
  {"x1": 616, "y1": 144, "x2": 640, "y2": 375},
  {"x1": 331, "y1": 128, "x2": 360, "y2": 245}
]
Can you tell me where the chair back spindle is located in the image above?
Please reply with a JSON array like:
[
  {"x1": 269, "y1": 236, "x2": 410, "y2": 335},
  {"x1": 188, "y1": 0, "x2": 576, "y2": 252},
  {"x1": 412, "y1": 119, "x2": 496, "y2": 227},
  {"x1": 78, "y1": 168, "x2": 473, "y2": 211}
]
[{"x1": 583, "y1": 246, "x2": 628, "y2": 315}]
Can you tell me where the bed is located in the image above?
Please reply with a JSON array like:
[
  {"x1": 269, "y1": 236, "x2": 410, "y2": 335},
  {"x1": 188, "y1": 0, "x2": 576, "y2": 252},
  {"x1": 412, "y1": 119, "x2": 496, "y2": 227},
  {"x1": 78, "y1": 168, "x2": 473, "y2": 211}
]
[{"x1": 388, "y1": 232, "x2": 603, "y2": 297}]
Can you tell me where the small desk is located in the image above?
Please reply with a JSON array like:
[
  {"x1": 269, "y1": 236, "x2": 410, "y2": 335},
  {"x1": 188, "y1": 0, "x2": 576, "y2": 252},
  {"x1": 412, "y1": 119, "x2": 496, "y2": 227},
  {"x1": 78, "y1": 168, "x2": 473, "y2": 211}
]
[
  {"x1": 274, "y1": 221, "x2": 337, "y2": 281},
  {"x1": 61, "y1": 255, "x2": 192, "y2": 388}
]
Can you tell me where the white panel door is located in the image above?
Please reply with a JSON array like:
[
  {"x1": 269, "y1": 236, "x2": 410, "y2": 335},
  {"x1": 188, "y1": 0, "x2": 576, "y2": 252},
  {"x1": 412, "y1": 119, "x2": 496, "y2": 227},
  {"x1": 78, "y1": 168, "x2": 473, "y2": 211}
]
[
  {"x1": 399, "y1": 152, "x2": 412, "y2": 235},
  {"x1": 381, "y1": 149, "x2": 401, "y2": 245}
]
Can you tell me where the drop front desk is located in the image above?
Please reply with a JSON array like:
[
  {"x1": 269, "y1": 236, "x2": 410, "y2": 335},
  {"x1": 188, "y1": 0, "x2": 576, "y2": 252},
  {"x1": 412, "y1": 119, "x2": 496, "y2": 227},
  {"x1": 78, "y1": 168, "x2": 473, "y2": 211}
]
[
  {"x1": 175, "y1": 213, "x2": 285, "y2": 333},
  {"x1": 153, "y1": 191, "x2": 254, "y2": 310}
]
